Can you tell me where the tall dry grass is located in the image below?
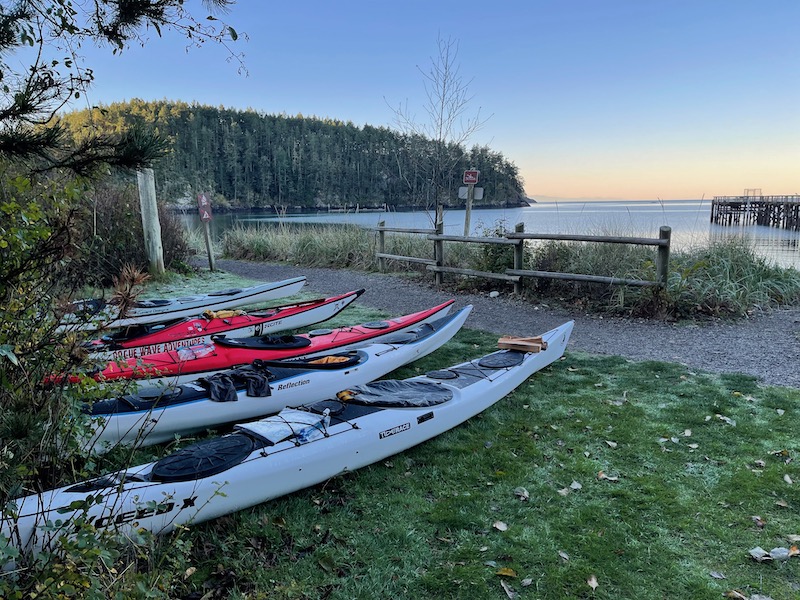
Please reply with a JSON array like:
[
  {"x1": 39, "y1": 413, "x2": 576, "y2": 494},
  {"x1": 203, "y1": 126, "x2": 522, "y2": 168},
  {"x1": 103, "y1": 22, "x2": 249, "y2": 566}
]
[{"x1": 220, "y1": 222, "x2": 800, "y2": 317}]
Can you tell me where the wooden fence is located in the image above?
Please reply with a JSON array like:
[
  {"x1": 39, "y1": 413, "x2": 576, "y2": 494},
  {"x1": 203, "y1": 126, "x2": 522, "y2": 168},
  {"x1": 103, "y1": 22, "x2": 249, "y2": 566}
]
[{"x1": 376, "y1": 221, "x2": 672, "y2": 293}]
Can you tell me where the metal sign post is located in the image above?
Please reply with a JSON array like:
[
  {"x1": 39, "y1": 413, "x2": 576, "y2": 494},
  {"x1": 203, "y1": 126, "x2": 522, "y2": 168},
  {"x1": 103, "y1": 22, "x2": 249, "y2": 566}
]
[
  {"x1": 197, "y1": 193, "x2": 216, "y2": 271},
  {"x1": 463, "y1": 169, "x2": 480, "y2": 236}
]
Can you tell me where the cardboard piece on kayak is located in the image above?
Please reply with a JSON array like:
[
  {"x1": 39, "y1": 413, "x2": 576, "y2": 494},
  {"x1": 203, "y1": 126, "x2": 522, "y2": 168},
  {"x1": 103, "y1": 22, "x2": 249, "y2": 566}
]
[{"x1": 497, "y1": 335, "x2": 547, "y2": 353}]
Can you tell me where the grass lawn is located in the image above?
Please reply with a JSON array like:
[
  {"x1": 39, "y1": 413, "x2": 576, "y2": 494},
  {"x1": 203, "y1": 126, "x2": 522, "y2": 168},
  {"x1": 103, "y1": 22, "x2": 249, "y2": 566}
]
[{"x1": 74, "y1": 271, "x2": 800, "y2": 599}]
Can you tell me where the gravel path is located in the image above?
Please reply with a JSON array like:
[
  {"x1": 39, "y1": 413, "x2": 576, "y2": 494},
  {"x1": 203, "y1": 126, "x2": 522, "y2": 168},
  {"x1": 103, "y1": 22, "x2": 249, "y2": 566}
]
[{"x1": 202, "y1": 259, "x2": 800, "y2": 389}]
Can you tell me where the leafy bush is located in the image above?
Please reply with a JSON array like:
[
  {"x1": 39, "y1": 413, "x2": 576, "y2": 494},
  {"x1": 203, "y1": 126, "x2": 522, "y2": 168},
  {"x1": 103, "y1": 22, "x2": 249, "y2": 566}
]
[
  {"x1": 75, "y1": 182, "x2": 191, "y2": 286},
  {"x1": 472, "y1": 220, "x2": 515, "y2": 274}
]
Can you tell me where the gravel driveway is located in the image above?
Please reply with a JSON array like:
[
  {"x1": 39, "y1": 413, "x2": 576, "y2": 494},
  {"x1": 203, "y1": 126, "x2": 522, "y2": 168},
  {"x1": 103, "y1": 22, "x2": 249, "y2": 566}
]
[{"x1": 203, "y1": 259, "x2": 800, "y2": 389}]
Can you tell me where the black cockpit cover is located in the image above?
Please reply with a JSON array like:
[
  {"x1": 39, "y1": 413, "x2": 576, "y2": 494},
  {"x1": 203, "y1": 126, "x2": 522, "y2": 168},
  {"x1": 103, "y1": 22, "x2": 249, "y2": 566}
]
[
  {"x1": 151, "y1": 434, "x2": 257, "y2": 482},
  {"x1": 346, "y1": 380, "x2": 452, "y2": 408}
]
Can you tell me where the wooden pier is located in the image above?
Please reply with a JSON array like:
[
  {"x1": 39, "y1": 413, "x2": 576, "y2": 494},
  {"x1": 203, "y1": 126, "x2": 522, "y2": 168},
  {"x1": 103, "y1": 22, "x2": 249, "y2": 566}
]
[{"x1": 710, "y1": 195, "x2": 800, "y2": 230}]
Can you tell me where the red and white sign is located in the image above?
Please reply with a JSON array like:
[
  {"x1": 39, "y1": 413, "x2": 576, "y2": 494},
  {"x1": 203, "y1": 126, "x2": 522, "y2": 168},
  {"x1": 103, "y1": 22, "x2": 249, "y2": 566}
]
[
  {"x1": 463, "y1": 170, "x2": 480, "y2": 185},
  {"x1": 197, "y1": 193, "x2": 213, "y2": 222}
]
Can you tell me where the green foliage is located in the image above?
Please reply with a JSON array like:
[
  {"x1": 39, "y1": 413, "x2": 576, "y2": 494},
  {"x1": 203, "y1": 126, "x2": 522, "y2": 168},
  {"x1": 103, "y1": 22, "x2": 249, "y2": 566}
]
[
  {"x1": 664, "y1": 237, "x2": 800, "y2": 317},
  {"x1": 472, "y1": 219, "x2": 515, "y2": 274},
  {"x1": 0, "y1": 176, "x2": 102, "y2": 500},
  {"x1": 59, "y1": 100, "x2": 528, "y2": 210},
  {"x1": 75, "y1": 182, "x2": 191, "y2": 286}
]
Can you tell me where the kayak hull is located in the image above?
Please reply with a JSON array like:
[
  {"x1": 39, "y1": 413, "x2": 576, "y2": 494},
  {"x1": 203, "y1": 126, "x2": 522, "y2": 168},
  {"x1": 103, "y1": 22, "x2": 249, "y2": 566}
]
[{"x1": 58, "y1": 277, "x2": 307, "y2": 331}]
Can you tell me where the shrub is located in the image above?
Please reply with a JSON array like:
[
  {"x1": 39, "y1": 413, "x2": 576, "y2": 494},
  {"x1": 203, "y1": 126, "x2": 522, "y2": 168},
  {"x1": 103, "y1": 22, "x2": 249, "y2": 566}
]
[{"x1": 75, "y1": 182, "x2": 191, "y2": 286}]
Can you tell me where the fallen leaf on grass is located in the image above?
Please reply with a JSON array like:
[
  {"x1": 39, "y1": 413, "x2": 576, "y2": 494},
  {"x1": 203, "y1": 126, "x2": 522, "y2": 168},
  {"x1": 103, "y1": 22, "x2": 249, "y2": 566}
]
[
  {"x1": 709, "y1": 570, "x2": 726, "y2": 579},
  {"x1": 747, "y1": 546, "x2": 794, "y2": 562},
  {"x1": 558, "y1": 550, "x2": 570, "y2": 562},
  {"x1": 597, "y1": 471, "x2": 619, "y2": 482},
  {"x1": 683, "y1": 429, "x2": 692, "y2": 437},
  {"x1": 784, "y1": 474, "x2": 793, "y2": 485},
  {"x1": 775, "y1": 499, "x2": 789, "y2": 508},
  {"x1": 768, "y1": 547, "x2": 791, "y2": 561},
  {"x1": 521, "y1": 578, "x2": 532, "y2": 587},
  {"x1": 752, "y1": 515, "x2": 766, "y2": 528},
  {"x1": 513, "y1": 486, "x2": 529, "y2": 501},
  {"x1": 716, "y1": 414, "x2": 736, "y2": 426},
  {"x1": 496, "y1": 567, "x2": 517, "y2": 577},
  {"x1": 493, "y1": 521, "x2": 509, "y2": 532},
  {"x1": 570, "y1": 480, "x2": 582, "y2": 491},
  {"x1": 776, "y1": 408, "x2": 785, "y2": 416},
  {"x1": 723, "y1": 591, "x2": 748, "y2": 599},
  {"x1": 317, "y1": 555, "x2": 337, "y2": 573},
  {"x1": 605, "y1": 440, "x2": 617, "y2": 448},
  {"x1": 500, "y1": 579, "x2": 517, "y2": 599},
  {"x1": 557, "y1": 487, "x2": 571, "y2": 497},
  {"x1": 587, "y1": 574, "x2": 599, "y2": 590},
  {"x1": 183, "y1": 566, "x2": 196, "y2": 580}
]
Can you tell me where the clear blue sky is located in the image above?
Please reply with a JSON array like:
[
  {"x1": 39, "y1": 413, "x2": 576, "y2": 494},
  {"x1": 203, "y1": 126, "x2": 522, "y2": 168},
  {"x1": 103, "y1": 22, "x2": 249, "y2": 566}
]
[{"x1": 75, "y1": 0, "x2": 800, "y2": 200}]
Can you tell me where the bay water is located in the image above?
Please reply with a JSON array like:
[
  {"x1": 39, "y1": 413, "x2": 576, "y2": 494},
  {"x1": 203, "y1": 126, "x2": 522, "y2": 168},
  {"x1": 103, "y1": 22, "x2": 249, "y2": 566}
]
[{"x1": 181, "y1": 199, "x2": 800, "y2": 269}]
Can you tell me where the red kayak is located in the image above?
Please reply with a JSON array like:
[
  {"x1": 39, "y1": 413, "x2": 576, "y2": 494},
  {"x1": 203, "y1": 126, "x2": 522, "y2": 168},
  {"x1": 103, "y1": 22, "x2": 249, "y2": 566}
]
[
  {"x1": 82, "y1": 290, "x2": 365, "y2": 361},
  {"x1": 84, "y1": 300, "x2": 456, "y2": 385}
]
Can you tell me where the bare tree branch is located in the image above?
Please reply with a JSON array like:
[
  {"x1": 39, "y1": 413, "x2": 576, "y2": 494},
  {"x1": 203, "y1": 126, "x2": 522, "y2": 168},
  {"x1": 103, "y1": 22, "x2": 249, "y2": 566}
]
[{"x1": 388, "y1": 35, "x2": 491, "y2": 216}]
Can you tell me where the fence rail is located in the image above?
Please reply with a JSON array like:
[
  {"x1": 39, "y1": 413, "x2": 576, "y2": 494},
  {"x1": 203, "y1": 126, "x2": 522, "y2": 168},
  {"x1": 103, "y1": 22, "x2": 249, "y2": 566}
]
[{"x1": 376, "y1": 221, "x2": 671, "y2": 292}]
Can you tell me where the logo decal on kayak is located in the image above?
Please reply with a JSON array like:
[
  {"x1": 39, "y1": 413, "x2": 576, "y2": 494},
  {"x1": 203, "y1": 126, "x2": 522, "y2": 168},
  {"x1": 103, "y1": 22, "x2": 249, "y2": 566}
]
[
  {"x1": 88, "y1": 496, "x2": 196, "y2": 529},
  {"x1": 276, "y1": 379, "x2": 310, "y2": 391},
  {"x1": 379, "y1": 422, "x2": 411, "y2": 439}
]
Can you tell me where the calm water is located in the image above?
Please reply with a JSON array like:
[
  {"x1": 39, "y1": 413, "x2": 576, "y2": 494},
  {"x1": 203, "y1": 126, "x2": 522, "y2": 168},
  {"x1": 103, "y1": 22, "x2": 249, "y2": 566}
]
[{"x1": 181, "y1": 200, "x2": 800, "y2": 269}]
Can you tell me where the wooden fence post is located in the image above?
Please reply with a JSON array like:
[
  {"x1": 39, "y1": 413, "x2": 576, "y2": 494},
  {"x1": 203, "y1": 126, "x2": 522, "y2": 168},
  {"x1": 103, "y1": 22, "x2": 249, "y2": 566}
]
[
  {"x1": 434, "y1": 218, "x2": 444, "y2": 286},
  {"x1": 377, "y1": 221, "x2": 386, "y2": 272},
  {"x1": 656, "y1": 226, "x2": 671, "y2": 286},
  {"x1": 136, "y1": 168, "x2": 165, "y2": 276},
  {"x1": 513, "y1": 222, "x2": 525, "y2": 295}
]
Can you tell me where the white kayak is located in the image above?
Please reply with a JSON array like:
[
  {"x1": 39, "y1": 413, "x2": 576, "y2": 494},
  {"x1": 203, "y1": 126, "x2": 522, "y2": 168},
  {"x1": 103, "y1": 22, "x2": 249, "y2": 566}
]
[
  {"x1": 85, "y1": 305, "x2": 473, "y2": 451},
  {"x1": 83, "y1": 289, "x2": 364, "y2": 362},
  {"x1": 1, "y1": 320, "x2": 573, "y2": 558},
  {"x1": 57, "y1": 277, "x2": 307, "y2": 331}
]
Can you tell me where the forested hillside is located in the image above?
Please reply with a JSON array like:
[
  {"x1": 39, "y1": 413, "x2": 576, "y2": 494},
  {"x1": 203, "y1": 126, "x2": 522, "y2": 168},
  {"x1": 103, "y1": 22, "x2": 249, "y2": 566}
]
[{"x1": 60, "y1": 100, "x2": 527, "y2": 210}]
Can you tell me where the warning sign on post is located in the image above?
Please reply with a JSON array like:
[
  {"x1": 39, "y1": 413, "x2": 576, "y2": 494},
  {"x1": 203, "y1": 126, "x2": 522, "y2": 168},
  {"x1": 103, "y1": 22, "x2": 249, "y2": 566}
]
[
  {"x1": 463, "y1": 170, "x2": 480, "y2": 185},
  {"x1": 197, "y1": 193, "x2": 213, "y2": 222}
]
